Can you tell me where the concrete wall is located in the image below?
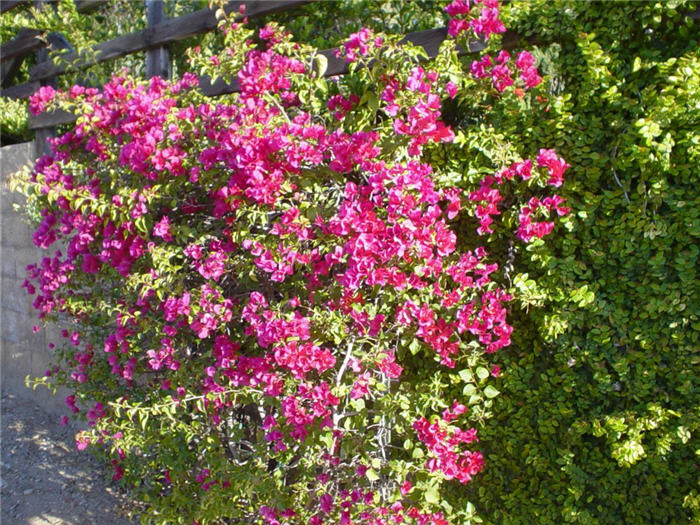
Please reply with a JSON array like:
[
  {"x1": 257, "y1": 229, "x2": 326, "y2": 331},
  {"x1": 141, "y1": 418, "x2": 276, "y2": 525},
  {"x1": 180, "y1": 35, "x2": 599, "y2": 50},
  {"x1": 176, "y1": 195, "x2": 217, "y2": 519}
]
[{"x1": 1, "y1": 141, "x2": 67, "y2": 413}]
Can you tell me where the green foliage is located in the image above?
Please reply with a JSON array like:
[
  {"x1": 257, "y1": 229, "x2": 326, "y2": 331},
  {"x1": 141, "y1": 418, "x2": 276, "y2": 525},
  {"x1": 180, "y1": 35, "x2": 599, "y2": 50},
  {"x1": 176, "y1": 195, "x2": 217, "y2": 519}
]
[
  {"x1": 447, "y1": 2, "x2": 699, "y2": 523},
  {"x1": 0, "y1": 97, "x2": 30, "y2": 141},
  {"x1": 7, "y1": 0, "x2": 699, "y2": 522},
  {"x1": 267, "y1": 0, "x2": 445, "y2": 49}
]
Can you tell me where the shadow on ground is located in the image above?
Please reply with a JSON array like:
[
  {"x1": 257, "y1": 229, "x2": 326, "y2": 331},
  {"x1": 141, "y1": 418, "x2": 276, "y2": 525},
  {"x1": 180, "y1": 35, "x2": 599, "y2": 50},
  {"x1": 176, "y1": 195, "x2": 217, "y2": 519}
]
[{"x1": 1, "y1": 391, "x2": 135, "y2": 525}]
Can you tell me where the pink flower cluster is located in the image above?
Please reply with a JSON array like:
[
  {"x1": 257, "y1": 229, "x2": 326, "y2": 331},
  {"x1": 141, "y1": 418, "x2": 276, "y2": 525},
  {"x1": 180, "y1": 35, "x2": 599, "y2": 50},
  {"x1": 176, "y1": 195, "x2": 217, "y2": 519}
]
[
  {"x1": 517, "y1": 195, "x2": 571, "y2": 242},
  {"x1": 337, "y1": 28, "x2": 383, "y2": 63},
  {"x1": 29, "y1": 85, "x2": 57, "y2": 115},
  {"x1": 445, "y1": 0, "x2": 505, "y2": 40},
  {"x1": 468, "y1": 154, "x2": 570, "y2": 238},
  {"x1": 413, "y1": 408, "x2": 483, "y2": 484},
  {"x1": 470, "y1": 50, "x2": 542, "y2": 93},
  {"x1": 392, "y1": 68, "x2": 455, "y2": 155},
  {"x1": 328, "y1": 93, "x2": 360, "y2": 120},
  {"x1": 23, "y1": 21, "x2": 570, "y2": 524}
]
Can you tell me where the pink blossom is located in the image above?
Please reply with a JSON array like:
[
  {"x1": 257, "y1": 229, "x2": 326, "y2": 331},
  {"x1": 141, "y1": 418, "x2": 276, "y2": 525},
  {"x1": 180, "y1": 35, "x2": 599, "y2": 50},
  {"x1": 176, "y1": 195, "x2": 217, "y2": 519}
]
[
  {"x1": 445, "y1": 81, "x2": 458, "y2": 99},
  {"x1": 153, "y1": 216, "x2": 173, "y2": 242},
  {"x1": 536, "y1": 149, "x2": 570, "y2": 187},
  {"x1": 196, "y1": 250, "x2": 227, "y2": 281},
  {"x1": 29, "y1": 85, "x2": 57, "y2": 115},
  {"x1": 81, "y1": 254, "x2": 101, "y2": 274},
  {"x1": 445, "y1": 0, "x2": 470, "y2": 17},
  {"x1": 378, "y1": 351, "x2": 403, "y2": 379}
]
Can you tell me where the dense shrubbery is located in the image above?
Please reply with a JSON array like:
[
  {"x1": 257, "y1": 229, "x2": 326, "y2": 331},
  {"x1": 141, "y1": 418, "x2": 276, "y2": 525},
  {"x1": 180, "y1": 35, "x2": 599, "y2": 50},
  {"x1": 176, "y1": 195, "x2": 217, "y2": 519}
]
[
  {"x1": 457, "y1": 2, "x2": 698, "y2": 523},
  {"x1": 16, "y1": 2, "x2": 573, "y2": 523},
  {"x1": 15, "y1": 0, "x2": 699, "y2": 523}
]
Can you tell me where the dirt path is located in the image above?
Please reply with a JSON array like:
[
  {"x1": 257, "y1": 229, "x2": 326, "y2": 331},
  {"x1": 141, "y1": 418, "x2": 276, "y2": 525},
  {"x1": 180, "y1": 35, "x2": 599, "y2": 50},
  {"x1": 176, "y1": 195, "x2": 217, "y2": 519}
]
[{"x1": 1, "y1": 391, "x2": 135, "y2": 525}]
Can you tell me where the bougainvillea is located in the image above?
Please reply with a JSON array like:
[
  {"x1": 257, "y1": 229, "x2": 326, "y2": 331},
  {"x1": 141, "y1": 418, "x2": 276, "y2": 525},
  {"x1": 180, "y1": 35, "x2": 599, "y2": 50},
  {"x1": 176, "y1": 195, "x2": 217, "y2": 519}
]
[{"x1": 18, "y1": 2, "x2": 570, "y2": 523}]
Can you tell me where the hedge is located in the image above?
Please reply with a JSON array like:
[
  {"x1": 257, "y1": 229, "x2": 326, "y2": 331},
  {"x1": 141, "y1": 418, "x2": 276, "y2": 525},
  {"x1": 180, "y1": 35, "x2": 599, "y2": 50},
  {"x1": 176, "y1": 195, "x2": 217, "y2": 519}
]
[{"x1": 461, "y1": 1, "x2": 699, "y2": 522}]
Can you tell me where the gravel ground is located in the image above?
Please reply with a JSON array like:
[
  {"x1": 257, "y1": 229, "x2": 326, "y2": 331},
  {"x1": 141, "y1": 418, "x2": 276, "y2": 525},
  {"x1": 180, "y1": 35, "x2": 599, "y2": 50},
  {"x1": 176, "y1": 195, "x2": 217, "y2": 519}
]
[{"x1": 1, "y1": 391, "x2": 136, "y2": 525}]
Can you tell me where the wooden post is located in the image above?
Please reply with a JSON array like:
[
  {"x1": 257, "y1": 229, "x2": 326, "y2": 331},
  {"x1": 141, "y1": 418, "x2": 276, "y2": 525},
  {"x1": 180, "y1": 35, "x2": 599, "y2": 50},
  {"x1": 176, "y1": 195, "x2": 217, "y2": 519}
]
[
  {"x1": 33, "y1": 0, "x2": 56, "y2": 157},
  {"x1": 1, "y1": 56, "x2": 25, "y2": 88},
  {"x1": 145, "y1": 0, "x2": 171, "y2": 79}
]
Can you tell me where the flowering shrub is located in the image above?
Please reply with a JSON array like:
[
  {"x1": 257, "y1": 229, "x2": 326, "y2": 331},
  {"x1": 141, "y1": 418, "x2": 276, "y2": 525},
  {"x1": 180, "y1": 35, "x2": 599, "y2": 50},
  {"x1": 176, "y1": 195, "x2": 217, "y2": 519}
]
[{"x1": 19, "y1": 2, "x2": 569, "y2": 523}]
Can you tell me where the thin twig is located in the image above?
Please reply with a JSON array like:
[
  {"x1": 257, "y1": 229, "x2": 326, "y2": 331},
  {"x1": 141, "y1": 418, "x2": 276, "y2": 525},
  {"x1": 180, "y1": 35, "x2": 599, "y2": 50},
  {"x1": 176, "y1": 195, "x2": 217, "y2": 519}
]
[
  {"x1": 611, "y1": 144, "x2": 630, "y2": 205},
  {"x1": 335, "y1": 341, "x2": 355, "y2": 387}
]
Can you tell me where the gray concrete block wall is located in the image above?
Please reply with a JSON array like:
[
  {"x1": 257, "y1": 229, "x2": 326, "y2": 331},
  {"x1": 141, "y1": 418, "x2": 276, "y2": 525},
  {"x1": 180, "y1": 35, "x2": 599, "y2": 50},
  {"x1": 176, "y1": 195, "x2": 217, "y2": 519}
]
[{"x1": 1, "y1": 142, "x2": 68, "y2": 414}]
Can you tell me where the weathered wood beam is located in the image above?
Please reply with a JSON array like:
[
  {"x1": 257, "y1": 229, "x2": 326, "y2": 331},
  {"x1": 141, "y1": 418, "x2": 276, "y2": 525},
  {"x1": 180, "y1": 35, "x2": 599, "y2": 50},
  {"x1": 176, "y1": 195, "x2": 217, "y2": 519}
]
[
  {"x1": 0, "y1": 78, "x2": 38, "y2": 98},
  {"x1": 1, "y1": 54, "x2": 26, "y2": 86},
  {"x1": 1, "y1": 28, "x2": 43, "y2": 62},
  {"x1": 145, "y1": 0, "x2": 170, "y2": 79},
  {"x1": 28, "y1": 107, "x2": 74, "y2": 127},
  {"x1": 74, "y1": 0, "x2": 109, "y2": 12},
  {"x1": 0, "y1": 0, "x2": 28, "y2": 14}
]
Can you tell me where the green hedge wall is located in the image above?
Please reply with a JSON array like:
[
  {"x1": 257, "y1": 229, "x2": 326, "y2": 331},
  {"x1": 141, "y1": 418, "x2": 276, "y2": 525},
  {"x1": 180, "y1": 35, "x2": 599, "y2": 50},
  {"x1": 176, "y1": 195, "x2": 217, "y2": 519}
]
[{"x1": 459, "y1": 2, "x2": 699, "y2": 523}]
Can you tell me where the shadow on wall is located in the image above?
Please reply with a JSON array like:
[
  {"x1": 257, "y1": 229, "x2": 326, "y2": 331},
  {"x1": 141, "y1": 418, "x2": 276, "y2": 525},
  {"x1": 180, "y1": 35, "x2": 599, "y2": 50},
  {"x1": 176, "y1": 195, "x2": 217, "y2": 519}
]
[{"x1": 1, "y1": 141, "x2": 69, "y2": 415}]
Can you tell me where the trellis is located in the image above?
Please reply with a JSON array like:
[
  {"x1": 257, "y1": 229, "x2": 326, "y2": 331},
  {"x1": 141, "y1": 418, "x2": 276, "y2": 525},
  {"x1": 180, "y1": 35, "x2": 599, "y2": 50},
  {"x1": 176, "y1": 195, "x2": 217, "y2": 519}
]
[
  {"x1": 0, "y1": 0, "x2": 528, "y2": 152},
  {"x1": 3, "y1": 1, "x2": 699, "y2": 144}
]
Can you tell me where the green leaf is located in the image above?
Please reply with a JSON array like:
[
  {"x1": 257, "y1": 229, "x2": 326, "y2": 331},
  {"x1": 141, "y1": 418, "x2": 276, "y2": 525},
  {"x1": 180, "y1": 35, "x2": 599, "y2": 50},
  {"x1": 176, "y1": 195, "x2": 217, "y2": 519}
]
[
  {"x1": 424, "y1": 484, "x2": 440, "y2": 504},
  {"x1": 367, "y1": 92, "x2": 379, "y2": 114},
  {"x1": 366, "y1": 469, "x2": 380, "y2": 482},
  {"x1": 458, "y1": 369, "x2": 473, "y2": 382},
  {"x1": 315, "y1": 53, "x2": 328, "y2": 77},
  {"x1": 409, "y1": 339, "x2": 422, "y2": 355},
  {"x1": 483, "y1": 385, "x2": 500, "y2": 398}
]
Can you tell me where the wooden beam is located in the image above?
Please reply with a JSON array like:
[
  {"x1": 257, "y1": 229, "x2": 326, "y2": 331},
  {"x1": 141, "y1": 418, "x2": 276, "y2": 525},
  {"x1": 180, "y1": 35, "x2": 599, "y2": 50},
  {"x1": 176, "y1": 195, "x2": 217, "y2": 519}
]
[
  {"x1": 199, "y1": 74, "x2": 240, "y2": 97},
  {"x1": 145, "y1": 0, "x2": 170, "y2": 79},
  {"x1": 0, "y1": 0, "x2": 28, "y2": 14},
  {"x1": 1, "y1": 54, "x2": 26, "y2": 87},
  {"x1": 75, "y1": 0, "x2": 109, "y2": 12},
  {"x1": 28, "y1": 107, "x2": 75, "y2": 127},
  {"x1": 28, "y1": 0, "x2": 313, "y2": 82},
  {"x1": 0, "y1": 28, "x2": 44, "y2": 62},
  {"x1": 0, "y1": 79, "x2": 39, "y2": 98}
]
